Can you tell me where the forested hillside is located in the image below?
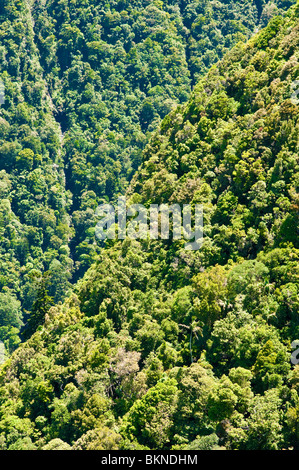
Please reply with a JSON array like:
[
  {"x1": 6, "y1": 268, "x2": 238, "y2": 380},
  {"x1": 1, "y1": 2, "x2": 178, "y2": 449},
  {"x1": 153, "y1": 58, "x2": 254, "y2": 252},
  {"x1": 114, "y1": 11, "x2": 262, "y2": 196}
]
[
  {"x1": 0, "y1": 0, "x2": 298, "y2": 451},
  {"x1": 0, "y1": 0, "x2": 296, "y2": 352}
]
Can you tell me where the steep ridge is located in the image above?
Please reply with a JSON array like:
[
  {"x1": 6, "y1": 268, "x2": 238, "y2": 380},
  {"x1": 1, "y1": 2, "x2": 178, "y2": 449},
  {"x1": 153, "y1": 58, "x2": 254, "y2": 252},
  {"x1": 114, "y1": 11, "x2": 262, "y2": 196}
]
[
  {"x1": 0, "y1": 0, "x2": 296, "y2": 350},
  {"x1": 0, "y1": 2, "x2": 298, "y2": 450},
  {"x1": 31, "y1": 0, "x2": 296, "y2": 280}
]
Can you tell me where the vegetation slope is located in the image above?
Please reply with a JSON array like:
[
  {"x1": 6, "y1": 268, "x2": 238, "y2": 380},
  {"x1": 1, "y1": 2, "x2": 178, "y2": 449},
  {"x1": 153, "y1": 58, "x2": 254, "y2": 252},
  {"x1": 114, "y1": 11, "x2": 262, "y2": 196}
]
[
  {"x1": 0, "y1": 1, "x2": 298, "y2": 451},
  {"x1": 0, "y1": 0, "x2": 296, "y2": 350}
]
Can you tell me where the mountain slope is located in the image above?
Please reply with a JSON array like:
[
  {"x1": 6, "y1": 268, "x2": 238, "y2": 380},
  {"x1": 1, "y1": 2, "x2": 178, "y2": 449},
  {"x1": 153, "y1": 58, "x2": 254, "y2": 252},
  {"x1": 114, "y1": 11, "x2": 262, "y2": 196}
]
[
  {"x1": 29, "y1": 0, "x2": 297, "y2": 281},
  {"x1": 0, "y1": 2, "x2": 298, "y2": 450},
  {"x1": 0, "y1": 1, "x2": 296, "y2": 353}
]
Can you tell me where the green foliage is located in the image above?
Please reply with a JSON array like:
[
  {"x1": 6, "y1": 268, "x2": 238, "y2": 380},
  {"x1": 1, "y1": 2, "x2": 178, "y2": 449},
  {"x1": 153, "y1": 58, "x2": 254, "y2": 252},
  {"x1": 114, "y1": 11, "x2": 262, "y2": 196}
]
[
  {"x1": 0, "y1": 0, "x2": 297, "y2": 452},
  {"x1": 23, "y1": 273, "x2": 54, "y2": 340},
  {"x1": 121, "y1": 378, "x2": 179, "y2": 449}
]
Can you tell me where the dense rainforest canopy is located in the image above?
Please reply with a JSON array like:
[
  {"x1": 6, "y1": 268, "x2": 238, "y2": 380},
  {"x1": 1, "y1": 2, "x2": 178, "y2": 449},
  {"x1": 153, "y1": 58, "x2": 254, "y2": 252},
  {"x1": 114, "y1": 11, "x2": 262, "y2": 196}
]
[{"x1": 0, "y1": 0, "x2": 298, "y2": 451}]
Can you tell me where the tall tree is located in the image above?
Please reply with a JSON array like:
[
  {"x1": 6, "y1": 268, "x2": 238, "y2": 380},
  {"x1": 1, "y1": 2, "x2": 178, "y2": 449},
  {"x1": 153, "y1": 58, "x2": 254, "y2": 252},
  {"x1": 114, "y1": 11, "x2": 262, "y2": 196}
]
[{"x1": 23, "y1": 272, "x2": 54, "y2": 339}]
